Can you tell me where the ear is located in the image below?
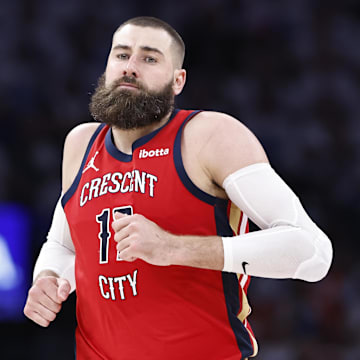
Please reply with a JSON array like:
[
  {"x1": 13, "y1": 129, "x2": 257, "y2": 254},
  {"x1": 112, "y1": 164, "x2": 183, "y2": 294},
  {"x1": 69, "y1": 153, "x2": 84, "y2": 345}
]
[{"x1": 173, "y1": 69, "x2": 186, "y2": 95}]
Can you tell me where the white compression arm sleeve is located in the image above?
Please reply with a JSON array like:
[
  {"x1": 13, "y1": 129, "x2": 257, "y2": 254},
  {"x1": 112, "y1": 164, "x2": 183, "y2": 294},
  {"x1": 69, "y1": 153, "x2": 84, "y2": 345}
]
[
  {"x1": 222, "y1": 163, "x2": 333, "y2": 282},
  {"x1": 33, "y1": 196, "x2": 76, "y2": 292}
]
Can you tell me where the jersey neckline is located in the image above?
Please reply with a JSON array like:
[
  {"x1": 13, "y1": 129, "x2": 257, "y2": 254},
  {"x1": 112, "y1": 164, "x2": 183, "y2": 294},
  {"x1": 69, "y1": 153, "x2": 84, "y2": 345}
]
[{"x1": 105, "y1": 108, "x2": 180, "y2": 162}]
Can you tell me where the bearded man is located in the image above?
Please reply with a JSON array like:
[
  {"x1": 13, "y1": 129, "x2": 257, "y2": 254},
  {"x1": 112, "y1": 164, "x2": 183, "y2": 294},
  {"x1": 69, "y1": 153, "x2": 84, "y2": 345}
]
[{"x1": 24, "y1": 16, "x2": 332, "y2": 360}]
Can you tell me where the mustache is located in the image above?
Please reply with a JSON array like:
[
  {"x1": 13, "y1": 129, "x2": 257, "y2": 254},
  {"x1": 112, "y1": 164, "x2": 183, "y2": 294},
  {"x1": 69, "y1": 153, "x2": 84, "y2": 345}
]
[{"x1": 110, "y1": 76, "x2": 145, "y2": 91}]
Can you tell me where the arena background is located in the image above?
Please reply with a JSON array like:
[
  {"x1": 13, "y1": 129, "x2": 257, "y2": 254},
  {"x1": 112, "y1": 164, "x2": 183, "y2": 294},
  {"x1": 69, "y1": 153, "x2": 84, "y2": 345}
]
[{"x1": 0, "y1": 0, "x2": 359, "y2": 359}]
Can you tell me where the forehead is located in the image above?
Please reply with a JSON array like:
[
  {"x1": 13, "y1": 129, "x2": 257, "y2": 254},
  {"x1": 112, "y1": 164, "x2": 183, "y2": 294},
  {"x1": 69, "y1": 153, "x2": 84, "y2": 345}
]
[{"x1": 112, "y1": 24, "x2": 173, "y2": 55}]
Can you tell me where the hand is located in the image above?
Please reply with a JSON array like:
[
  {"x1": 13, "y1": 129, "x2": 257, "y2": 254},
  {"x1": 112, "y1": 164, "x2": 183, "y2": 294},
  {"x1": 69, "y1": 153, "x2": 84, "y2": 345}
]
[
  {"x1": 112, "y1": 213, "x2": 174, "y2": 266},
  {"x1": 24, "y1": 275, "x2": 71, "y2": 327}
]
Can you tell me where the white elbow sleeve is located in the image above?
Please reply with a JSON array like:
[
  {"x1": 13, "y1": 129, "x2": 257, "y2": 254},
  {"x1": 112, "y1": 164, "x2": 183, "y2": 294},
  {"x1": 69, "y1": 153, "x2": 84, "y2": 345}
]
[
  {"x1": 222, "y1": 163, "x2": 333, "y2": 282},
  {"x1": 33, "y1": 196, "x2": 76, "y2": 292}
]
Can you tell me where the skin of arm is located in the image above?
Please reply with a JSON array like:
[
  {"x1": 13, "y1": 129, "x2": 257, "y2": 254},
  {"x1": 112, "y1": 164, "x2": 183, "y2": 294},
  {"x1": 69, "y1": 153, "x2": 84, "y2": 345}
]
[{"x1": 62, "y1": 123, "x2": 102, "y2": 192}]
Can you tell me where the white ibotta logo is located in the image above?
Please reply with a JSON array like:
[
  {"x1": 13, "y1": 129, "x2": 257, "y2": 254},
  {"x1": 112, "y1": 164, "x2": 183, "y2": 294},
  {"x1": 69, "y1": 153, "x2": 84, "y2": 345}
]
[{"x1": 139, "y1": 148, "x2": 170, "y2": 159}]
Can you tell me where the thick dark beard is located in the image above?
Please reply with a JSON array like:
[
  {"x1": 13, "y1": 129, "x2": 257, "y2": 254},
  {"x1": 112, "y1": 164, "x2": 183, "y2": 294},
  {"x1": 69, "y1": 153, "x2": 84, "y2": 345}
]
[{"x1": 89, "y1": 74, "x2": 175, "y2": 129}]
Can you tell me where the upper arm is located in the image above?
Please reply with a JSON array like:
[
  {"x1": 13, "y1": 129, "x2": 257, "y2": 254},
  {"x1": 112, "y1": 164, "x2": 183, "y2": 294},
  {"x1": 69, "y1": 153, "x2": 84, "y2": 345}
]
[
  {"x1": 184, "y1": 112, "x2": 269, "y2": 189},
  {"x1": 62, "y1": 123, "x2": 100, "y2": 193}
]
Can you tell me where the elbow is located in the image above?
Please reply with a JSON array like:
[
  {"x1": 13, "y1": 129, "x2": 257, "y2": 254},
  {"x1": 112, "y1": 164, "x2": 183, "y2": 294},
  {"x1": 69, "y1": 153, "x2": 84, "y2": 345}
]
[
  {"x1": 294, "y1": 231, "x2": 333, "y2": 283},
  {"x1": 302, "y1": 257, "x2": 332, "y2": 283}
]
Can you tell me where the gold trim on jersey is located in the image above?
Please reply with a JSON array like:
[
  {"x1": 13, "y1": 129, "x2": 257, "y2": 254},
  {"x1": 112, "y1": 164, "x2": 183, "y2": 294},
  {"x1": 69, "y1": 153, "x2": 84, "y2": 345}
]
[
  {"x1": 228, "y1": 202, "x2": 258, "y2": 358},
  {"x1": 229, "y1": 201, "x2": 242, "y2": 235}
]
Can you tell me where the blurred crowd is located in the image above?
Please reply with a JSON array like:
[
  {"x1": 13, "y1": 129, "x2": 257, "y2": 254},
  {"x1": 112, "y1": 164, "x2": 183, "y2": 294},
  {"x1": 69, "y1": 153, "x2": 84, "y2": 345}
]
[{"x1": 0, "y1": 0, "x2": 359, "y2": 359}]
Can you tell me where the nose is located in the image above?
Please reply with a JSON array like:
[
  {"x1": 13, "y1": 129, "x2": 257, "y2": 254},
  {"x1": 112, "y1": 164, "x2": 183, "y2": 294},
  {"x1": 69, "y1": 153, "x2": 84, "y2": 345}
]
[{"x1": 123, "y1": 56, "x2": 138, "y2": 78}]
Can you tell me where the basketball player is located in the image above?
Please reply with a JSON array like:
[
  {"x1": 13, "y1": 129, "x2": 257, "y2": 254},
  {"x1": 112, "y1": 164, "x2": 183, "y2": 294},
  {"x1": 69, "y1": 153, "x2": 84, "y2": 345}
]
[{"x1": 24, "y1": 17, "x2": 333, "y2": 359}]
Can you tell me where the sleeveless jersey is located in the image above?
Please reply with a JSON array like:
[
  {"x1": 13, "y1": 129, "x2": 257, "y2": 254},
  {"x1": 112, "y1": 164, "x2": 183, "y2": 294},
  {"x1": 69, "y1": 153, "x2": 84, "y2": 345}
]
[{"x1": 62, "y1": 109, "x2": 258, "y2": 360}]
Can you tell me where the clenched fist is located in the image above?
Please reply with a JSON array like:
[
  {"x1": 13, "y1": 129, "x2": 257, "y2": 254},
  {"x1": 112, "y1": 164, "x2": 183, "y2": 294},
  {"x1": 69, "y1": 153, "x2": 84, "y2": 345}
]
[
  {"x1": 112, "y1": 212, "x2": 175, "y2": 266},
  {"x1": 24, "y1": 273, "x2": 71, "y2": 327}
]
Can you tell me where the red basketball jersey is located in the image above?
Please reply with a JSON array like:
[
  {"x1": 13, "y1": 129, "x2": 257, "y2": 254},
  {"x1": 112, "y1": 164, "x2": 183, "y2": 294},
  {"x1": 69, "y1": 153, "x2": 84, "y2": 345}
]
[{"x1": 62, "y1": 109, "x2": 258, "y2": 359}]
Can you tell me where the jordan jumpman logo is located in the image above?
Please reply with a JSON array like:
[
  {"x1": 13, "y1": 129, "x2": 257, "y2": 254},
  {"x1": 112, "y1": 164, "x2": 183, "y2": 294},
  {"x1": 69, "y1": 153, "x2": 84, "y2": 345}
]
[{"x1": 83, "y1": 151, "x2": 100, "y2": 173}]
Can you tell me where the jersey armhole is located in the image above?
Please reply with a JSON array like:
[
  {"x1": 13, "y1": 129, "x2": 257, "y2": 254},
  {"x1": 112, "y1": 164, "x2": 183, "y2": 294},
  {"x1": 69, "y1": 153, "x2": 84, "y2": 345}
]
[
  {"x1": 61, "y1": 123, "x2": 106, "y2": 208},
  {"x1": 173, "y1": 110, "x2": 228, "y2": 207}
]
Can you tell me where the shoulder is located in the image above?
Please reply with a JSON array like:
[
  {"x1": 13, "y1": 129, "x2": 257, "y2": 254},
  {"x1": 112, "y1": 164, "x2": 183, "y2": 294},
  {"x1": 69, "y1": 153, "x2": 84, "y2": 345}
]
[
  {"x1": 62, "y1": 122, "x2": 102, "y2": 193},
  {"x1": 64, "y1": 122, "x2": 101, "y2": 144},
  {"x1": 184, "y1": 111, "x2": 255, "y2": 140},
  {"x1": 183, "y1": 111, "x2": 268, "y2": 187}
]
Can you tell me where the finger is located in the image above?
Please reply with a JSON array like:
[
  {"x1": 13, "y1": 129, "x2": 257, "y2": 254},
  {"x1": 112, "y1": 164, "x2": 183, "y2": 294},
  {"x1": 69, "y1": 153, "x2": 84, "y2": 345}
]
[
  {"x1": 113, "y1": 224, "x2": 131, "y2": 243},
  {"x1": 30, "y1": 301, "x2": 58, "y2": 323},
  {"x1": 36, "y1": 277, "x2": 62, "y2": 304},
  {"x1": 57, "y1": 278, "x2": 71, "y2": 302},
  {"x1": 116, "y1": 236, "x2": 132, "y2": 253},
  {"x1": 28, "y1": 282, "x2": 61, "y2": 313},
  {"x1": 25, "y1": 309, "x2": 51, "y2": 327},
  {"x1": 38, "y1": 291, "x2": 62, "y2": 313},
  {"x1": 24, "y1": 295, "x2": 58, "y2": 324},
  {"x1": 114, "y1": 211, "x2": 127, "y2": 220},
  {"x1": 112, "y1": 214, "x2": 132, "y2": 232},
  {"x1": 118, "y1": 246, "x2": 138, "y2": 262}
]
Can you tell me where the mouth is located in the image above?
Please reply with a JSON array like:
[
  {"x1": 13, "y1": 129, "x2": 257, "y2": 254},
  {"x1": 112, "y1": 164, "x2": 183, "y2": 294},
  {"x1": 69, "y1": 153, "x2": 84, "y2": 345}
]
[{"x1": 118, "y1": 83, "x2": 139, "y2": 90}]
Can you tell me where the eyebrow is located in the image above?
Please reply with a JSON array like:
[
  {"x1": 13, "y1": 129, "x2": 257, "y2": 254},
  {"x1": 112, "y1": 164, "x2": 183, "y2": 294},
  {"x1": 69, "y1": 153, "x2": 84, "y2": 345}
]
[{"x1": 113, "y1": 44, "x2": 164, "y2": 57}]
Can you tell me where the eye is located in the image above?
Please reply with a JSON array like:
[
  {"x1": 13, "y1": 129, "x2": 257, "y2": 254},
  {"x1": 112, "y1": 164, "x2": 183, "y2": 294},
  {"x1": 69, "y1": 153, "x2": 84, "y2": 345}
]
[
  {"x1": 116, "y1": 53, "x2": 129, "y2": 60},
  {"x1": 144, "y1": 56, "x2": 157, "y2": 63}
]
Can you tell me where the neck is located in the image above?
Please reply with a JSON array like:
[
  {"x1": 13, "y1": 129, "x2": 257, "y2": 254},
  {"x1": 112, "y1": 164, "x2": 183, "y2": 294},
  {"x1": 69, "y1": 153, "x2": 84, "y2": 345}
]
[{"x1": 111, "y1": 111, "x2": 172, "y2": 154}]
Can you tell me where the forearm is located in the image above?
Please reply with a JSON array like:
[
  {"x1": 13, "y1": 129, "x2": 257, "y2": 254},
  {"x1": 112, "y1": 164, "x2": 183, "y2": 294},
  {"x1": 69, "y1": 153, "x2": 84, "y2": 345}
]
[
  {"x1": 170, "y1": 234, "x2": 224, "y2": 270},
  {"x1": 169, "y1": 225, "x2": 326, "y2": 282},
  {"x1": 33, "y1": 196, "x2": 76, "y2": 292}
]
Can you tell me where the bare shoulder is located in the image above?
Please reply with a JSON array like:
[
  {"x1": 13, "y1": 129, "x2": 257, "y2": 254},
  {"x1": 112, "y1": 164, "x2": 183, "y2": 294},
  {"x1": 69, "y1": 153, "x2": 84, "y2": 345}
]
[
  {"x1": 183, "y1": 111, "x2": 269, "y2": 187},
  {"x1": 62, "y1": 122, "x2": 101, "y2": 193},
  {"x1": 184, "y1": 111, "x2": 256, "y2": 141}
]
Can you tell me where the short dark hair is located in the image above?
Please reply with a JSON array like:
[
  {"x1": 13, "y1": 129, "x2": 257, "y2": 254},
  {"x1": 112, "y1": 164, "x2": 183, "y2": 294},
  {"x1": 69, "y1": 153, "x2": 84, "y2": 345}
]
[{"x1": 115, "y1": 16, "x2": 185, "y2": 68}]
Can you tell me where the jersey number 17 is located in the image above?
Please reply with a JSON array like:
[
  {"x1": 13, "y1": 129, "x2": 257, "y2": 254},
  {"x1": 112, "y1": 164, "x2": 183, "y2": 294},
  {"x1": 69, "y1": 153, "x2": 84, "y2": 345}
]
[{"x1": 96, "y1": 206, "x2": 133, "y2": 264}]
